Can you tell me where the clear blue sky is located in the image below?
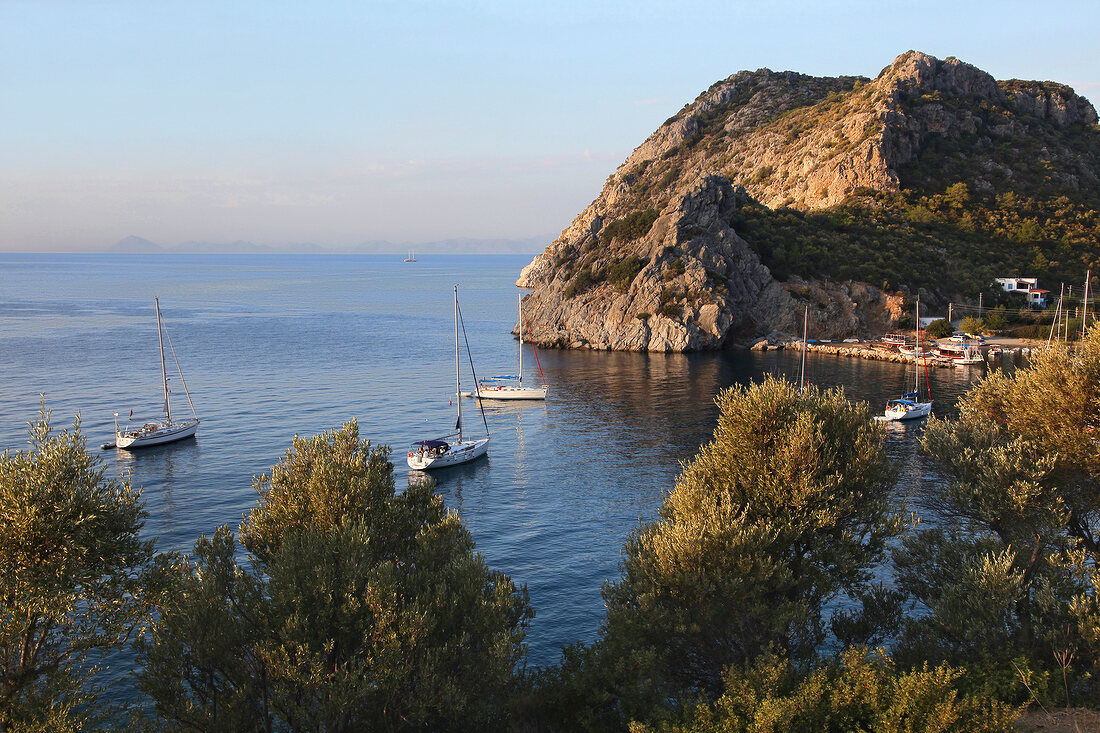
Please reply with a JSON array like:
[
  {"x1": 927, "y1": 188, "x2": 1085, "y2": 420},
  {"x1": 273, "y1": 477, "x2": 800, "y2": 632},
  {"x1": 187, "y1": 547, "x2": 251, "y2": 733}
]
[{"x1": 2, "y1": 0, "x2": 1097, "y2": 251}]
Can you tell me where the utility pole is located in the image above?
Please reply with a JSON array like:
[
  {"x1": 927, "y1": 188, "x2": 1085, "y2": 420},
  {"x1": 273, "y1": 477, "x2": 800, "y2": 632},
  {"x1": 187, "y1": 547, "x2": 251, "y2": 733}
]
[
  {"x1": 979, "y1": 293, "x2": 983, "y2": 318},
  {"x1": 948, "y1": 303, "x2": 953, "y2": 323}
]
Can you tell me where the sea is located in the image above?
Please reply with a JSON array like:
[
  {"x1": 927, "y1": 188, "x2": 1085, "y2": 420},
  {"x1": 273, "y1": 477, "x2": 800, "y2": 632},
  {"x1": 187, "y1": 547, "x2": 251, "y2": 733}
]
[{"x1": 0, "y1": 253, "x2": 1006, "y2": 673}]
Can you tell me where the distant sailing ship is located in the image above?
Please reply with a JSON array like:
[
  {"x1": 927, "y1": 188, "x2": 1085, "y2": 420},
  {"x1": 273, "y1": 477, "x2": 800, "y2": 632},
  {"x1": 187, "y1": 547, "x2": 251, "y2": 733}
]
[{"x1": 404, "y1": 249, "x2": 416, "y2": 262}]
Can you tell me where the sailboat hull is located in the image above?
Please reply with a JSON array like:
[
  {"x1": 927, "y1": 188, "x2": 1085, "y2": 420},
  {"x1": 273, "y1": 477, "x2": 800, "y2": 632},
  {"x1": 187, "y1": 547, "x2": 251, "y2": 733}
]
[
  {"x1": 475, "y1": 384, "x2": 548, "y2": 400},
  {"x1": 407, "y1": 437, "x2": 489, "y2": 470},
  {"x1": 880, "y1": 402, "x2": 932, "y2": 422},
  {"x1": 116, "y1": 418, "x2": 199, "y2": 448}
]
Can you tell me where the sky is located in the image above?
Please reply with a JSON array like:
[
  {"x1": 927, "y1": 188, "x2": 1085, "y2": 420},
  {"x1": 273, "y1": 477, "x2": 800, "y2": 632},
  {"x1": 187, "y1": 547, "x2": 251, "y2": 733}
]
[{"x1": 1, "y1": 0, "x2": 1097, "y2": 252}]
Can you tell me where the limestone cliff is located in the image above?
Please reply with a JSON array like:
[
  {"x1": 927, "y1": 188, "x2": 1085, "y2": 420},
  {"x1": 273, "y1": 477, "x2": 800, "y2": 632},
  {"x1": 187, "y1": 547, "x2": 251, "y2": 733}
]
[{"x1": 518, "y1": 51, "x2": 1099, "y2": 352}]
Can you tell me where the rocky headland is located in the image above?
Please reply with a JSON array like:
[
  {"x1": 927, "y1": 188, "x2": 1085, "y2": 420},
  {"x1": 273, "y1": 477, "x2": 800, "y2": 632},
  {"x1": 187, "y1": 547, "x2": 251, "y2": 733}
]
[{"x1": 517, "y1": 51, "x2": 1099, "y2": 352}]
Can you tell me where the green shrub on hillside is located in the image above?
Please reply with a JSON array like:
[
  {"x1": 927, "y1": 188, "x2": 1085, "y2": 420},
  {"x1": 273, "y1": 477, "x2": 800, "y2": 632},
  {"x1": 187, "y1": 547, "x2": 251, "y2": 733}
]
[
  {"x1": 656, "y1": 302, "x2": 682, "y2": 318},
  {"x1": 908, "y1": 329, "x2": 1100, "y2": 704},
  {"x1": 564, "y1": 269, "x2": 595, "y2": 300},
  {"x1": 663, "y1": 258, "x2": 686, "y2": 281},
  {"x1": 982, "y1": 308, "x2": 1008, "y2": 332},
  {"x1": 607, "y1": 256, "x2": 646, "y2": 291},
  {"x1": 957, "y1": 315, "x2": 984, "y2": 335},
  {"x1": 138, "y1": 423, "x2": 532, "y2": 731},
  {"x1": 601, "y1": 209, "x2": 660, "y2": 243}
]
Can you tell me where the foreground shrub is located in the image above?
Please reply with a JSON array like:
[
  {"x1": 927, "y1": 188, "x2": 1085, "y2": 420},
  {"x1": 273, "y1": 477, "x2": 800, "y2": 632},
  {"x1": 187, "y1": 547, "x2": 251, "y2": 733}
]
[
  {"x1": 907, "y1": 326, "x2": 1100, "y2": 703},
  {"x1": 1, "y1": 407, "x2": 162, "y2": 732},
  {"x1": 632, "y1": 648, "x2": 1022, "y2": 733}
]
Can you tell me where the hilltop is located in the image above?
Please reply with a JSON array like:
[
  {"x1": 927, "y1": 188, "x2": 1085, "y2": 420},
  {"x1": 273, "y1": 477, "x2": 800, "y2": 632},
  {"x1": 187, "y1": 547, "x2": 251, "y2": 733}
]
[{"x1": 518, "y1": 51, "x2": 1100, "y2": 351}]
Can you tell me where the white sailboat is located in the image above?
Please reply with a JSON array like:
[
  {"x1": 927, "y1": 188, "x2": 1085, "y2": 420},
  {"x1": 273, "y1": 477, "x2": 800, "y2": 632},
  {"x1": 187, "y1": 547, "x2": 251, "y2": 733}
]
[
  {"x1": 476, "y1": 294, "x2": 549, "y2": 400},
  {"x1": 114, "y1": 298, "x2": 200, "y2": 448},
  {"x1": 407, "y1": 286, "x2": 490, "y2": 470},
  {"x1": 881, "y1": 298, "x2": 933, "y2": 421},
  {"x1": 404, "y1": 249, "x2": 416, "y2": 262}
]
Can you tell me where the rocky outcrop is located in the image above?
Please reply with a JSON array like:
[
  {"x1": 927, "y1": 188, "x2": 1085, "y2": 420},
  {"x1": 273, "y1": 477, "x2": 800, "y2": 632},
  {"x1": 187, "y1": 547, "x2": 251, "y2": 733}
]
[
  {"x1": 519, "y1": 176, "x2": 789, "y2": 352},
  {"x1": 518, "y1": 51, "x2": 1098, "y2": 352}
]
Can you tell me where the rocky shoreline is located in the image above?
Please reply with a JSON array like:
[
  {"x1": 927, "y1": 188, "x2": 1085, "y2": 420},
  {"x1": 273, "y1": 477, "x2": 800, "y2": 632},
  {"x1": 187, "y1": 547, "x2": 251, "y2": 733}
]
[{"x1": 751, "y1": 336, "x2": 1040, "y2": 368}]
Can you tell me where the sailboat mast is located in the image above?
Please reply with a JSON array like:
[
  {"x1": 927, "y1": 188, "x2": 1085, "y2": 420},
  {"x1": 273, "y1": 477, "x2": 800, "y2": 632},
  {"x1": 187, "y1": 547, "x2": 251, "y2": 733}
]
[
  {"x1": 1083, "y1": 269, "x2": 1091, "y2": 340},
  {"x1": 1049, "y1": 284, "x2": 1064, "y2": 346},
  {"x1": 156, "y1": 297, "x2": 171, "y2": 424},
  {"x1": 914, "y1": 298, "x2": 919, "y2": 394},
  {"x1": 799, "y1": 306, "x2": 808, "y2": 395},
  {"x1": 454, "y1": 286, "x2": 462, "y2": 442},
  {"x1": 917, "y1": 297, "x2": 932, "y2": 400},
  {"x1": 518, "y1": 294, "x2": 524, "y2": 388}
]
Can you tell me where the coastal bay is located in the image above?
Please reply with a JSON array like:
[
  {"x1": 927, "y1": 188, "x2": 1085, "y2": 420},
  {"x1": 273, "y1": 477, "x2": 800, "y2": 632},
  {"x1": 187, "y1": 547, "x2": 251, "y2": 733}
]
[{"x1": 0, "y1": 252, "x2": 1001, "y2": 671}]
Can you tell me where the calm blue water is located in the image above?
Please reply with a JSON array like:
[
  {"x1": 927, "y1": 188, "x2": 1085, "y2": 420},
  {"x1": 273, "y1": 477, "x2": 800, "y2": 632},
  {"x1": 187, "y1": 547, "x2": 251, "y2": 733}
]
[{"x1": 0, "y1": 253, "x2": 1002, "y2": 673}]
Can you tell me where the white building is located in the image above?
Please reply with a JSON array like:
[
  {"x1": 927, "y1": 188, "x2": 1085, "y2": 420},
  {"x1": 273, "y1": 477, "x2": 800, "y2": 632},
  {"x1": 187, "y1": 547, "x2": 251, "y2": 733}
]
[{"x1": 994, "y1": 277, "x2": 1048, "y2": 307}]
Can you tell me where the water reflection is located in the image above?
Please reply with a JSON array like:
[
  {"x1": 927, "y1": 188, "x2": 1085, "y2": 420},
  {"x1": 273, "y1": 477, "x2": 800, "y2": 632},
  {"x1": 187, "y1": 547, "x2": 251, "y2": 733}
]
[{"x1": 112, "y1": 438, "x2": 205, "y2": 551}]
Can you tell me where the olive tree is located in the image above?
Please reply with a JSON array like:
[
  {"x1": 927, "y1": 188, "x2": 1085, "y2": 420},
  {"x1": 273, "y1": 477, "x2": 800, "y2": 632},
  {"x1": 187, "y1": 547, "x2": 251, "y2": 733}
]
[
  {"x1": 904, "y1": 326, "x2": 1100, "y2": 700},
  {"x1": 1, "y1": 407, "x2": 160, "y2": 731},
  {"x1": 601, "y1": 377, "x2": 900, "y2": 701},
  {"x1": 138, "y1": 421, "x2": 533, "y2": 732}
]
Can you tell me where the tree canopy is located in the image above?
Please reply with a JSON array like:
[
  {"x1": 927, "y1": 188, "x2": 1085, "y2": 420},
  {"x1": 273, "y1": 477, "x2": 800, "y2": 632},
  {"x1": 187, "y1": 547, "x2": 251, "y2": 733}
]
[
  {"x1": 907, "y1": 326, "x2": 1100, "y2": 701},
  {"x1": 138, "y1": 421, "x2": 533, "y2": 732},
  {"x1": 531, "y1": 377, "x2": 904, "y2": 730},
  {"x1": 1, "y1": 407, "x2": 160, "y2": 732}
]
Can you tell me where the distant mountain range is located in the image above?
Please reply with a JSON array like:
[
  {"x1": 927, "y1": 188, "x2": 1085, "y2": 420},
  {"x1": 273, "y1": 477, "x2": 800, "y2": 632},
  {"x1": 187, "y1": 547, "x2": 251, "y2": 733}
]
[{"x1": 108, "y1": 235, "x2": 549, "y2": 255}]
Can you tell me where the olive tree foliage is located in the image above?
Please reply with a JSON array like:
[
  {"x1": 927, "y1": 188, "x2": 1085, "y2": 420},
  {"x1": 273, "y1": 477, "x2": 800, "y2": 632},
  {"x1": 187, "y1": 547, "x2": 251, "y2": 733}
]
[
  {"x1": 1, "y1": 407, "x2": 161, "y2": 732},
  {"x1": 629, "y1": 647, "x2": 1020, "y2": 733},
  {"x1": 905, "y1": 326, "x2": 1100, "y2": 699},
  {"x1": 600, "y1": 377, "x2": 900, "y2": 702},
  {"x1": 137, "y1": 421, "x2": 533, "y2": 733}
]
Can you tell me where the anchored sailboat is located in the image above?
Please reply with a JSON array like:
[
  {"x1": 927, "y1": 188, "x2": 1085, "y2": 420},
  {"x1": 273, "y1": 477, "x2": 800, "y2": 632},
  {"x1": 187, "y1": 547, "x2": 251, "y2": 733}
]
[
  {"x1": 114, "y1": 298, "x2": 200, "y2": 448},
  {"x1": 476, "y1": 294, "x2": 549, "y2": 400},
  {"x1": 881, "y1": 298, "x2": 933, "y2": 421},
  {"x1": 407, "y1": 286, "x2": 490, "y2": 470}
]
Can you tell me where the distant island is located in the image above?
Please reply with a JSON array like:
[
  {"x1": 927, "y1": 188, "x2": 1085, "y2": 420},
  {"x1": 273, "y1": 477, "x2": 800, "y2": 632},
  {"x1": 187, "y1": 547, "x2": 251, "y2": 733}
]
[
  {"x1": 108, "y1": 234, "x2": 549, "y2": 256},
  {"x1": 518, "y1": 50, "x2": 1100, "y2": 352}
]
